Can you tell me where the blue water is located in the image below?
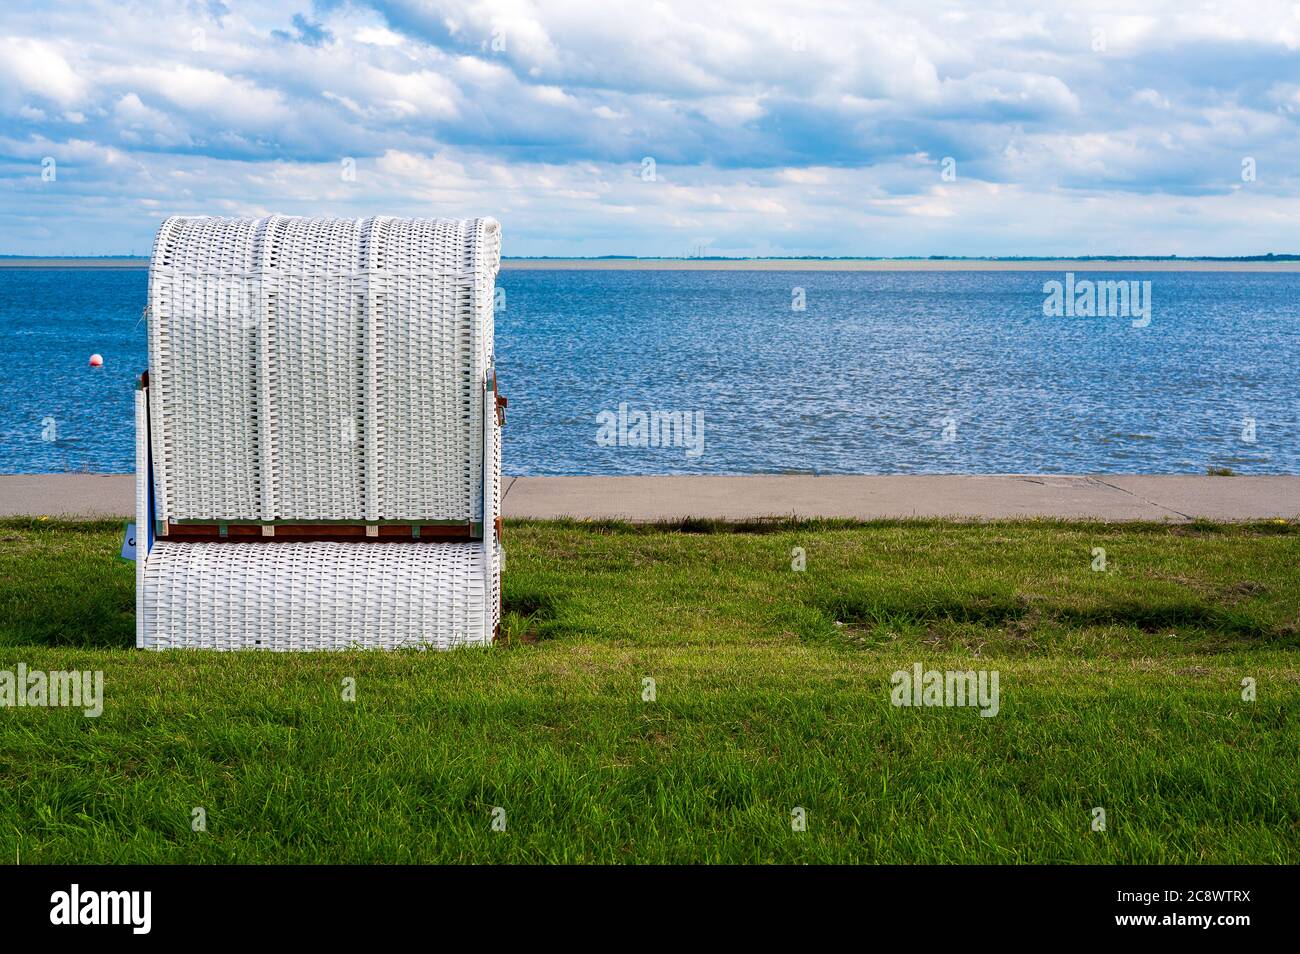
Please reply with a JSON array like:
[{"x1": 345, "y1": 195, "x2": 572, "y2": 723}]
[{"x1": 2, "y1": 268, "x2": 1297, "y2": 474}]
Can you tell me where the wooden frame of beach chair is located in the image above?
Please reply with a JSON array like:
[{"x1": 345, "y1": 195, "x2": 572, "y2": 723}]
[{"x1": 134, "y1": 216, "x2": 503, "y2": 650}]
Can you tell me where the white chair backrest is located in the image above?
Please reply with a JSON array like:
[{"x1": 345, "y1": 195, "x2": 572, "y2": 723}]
[{"x1": 146, "y1": 215, "x2": 500, "y2": 525}]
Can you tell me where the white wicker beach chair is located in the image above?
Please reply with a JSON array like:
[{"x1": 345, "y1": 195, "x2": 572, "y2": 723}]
[{"x1": 134, "y1": 215, "x2": 504, "y2": 650}]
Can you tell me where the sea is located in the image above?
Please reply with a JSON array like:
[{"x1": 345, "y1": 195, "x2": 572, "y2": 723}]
[{"x1": 1, "y1": 267, "x2": 1296, "y2": 475}]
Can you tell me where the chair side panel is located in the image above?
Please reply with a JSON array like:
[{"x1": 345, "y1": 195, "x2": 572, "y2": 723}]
[
  {"x1": 148, "y1": 217, "x2": 262, "y2": 520},
  {"x1": 264, "y1": 217, "x2": 367, "y2": 519},
  {"x1": 368, "y1": 217, "x2": 484, "y2": 521}
]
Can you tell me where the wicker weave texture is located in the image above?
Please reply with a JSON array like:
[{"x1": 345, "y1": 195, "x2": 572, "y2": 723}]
[
  {"x1": 142, "y1": 541, "x2": 490, "y2": 650},
  {"x1": 147, "y1": 215, "x2": 501, "y2": 523}
]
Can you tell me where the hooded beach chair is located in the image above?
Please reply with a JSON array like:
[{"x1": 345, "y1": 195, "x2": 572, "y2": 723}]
[{"x1": 134, "y1": 215, "x2": 504, "y2": 650}]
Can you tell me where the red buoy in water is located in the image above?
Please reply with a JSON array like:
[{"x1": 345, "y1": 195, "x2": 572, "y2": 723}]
[{"x1": 89, "y1": 353, "x2": 104, "y2": 367}]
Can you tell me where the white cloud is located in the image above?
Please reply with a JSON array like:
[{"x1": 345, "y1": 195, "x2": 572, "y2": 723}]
[
  {"x1": 0, "y1": 37, "x2": 87, "y2": 108},
  {"x1": 349, "y1": 65, "x2": 460, "y2": 119},
  {"x1": 103, "y1": 65, "x2": 290, "y2": 127},
  {"x1": 1131, "y1": 88, "x2": 1171, "y2": 110},
  {"x1": 354, "y1": 27, "x2": 405, "y2": 46}
]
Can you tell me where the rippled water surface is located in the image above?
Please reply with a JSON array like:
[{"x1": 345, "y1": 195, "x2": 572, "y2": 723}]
[{"x1": 1, "y1": 268, "x2": 1296, "y2": 474}]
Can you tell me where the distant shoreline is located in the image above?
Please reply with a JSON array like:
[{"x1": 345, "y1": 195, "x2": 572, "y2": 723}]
[
  {"x1": 3, "y1": 256, "x2": 1300, "y2": 272},
  {"x1": 501, "y1": 259, "x2": 1300, "y2": 272}
]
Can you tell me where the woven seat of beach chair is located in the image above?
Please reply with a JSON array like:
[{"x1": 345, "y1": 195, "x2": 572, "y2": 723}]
[{"x1": 134, "y1": 215, "x2": 503, "y2": 650}]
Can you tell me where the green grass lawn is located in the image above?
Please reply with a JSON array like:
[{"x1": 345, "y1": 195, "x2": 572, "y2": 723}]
[{"x1": 0, "y1": 516, "x2": 1297, "y2": 863}]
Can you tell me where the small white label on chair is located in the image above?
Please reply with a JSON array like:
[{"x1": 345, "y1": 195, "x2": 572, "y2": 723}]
[
  {"x1": 366, "y1": 525, "x2": 379, "y2": 537},
  {"x1": 261, "y1": 525, "x2": 275, "y2": 537},
  {"x1": 121, "y1": 523, "x2": 137, "y2": 561}
]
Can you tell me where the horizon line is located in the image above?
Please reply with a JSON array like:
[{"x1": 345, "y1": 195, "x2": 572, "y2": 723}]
[{"x1": 2, "y1": 253, "x2": 1299, "y2": 262}]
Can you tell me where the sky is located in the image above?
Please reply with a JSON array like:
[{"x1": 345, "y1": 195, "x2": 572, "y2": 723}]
[{"x1": 2, "y1": 0, "x2": 1300, "y2": 256}]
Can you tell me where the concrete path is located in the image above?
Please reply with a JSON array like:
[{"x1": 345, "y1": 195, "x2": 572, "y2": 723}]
[
  {"x1": 1, "y1": 473, "x2": 1295, "y2": 522},
  {"x1": 0, "y1": 475, "x2": 137, "y2": 518}
]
